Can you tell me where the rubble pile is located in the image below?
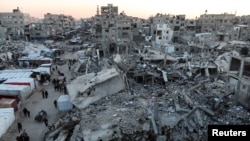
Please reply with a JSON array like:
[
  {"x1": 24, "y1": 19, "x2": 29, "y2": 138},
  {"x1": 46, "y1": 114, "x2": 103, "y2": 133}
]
[
  {"x1": 45, "y1": 39, "x2": 250, "y2": 141},
  {"x1": 44, "y1": 109, "x2": 81, "y2": 141},
  {"x1": 58, "y1": 74, "x2": 250, "y2": 141}
]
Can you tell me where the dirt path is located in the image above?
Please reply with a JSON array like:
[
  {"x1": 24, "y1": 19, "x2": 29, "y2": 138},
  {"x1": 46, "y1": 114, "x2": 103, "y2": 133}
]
[{"x1": 1, "y1": 52, "x2": 75, "y2": 141}]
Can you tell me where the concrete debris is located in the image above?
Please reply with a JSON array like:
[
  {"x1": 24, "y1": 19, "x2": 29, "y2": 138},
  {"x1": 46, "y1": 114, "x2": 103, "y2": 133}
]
[
  {"x1": 3, "y1": 7, "x2": 250, "y2": 141},
  {"x1": 39, "y1": 47, "x2": 250, "y2": 140},
  {"x1": 44, "y1": 109, "x2": 81, "y2": 141},
  {"x1": 30, "y1": 17, "x2": 250, "y2": 141},
  {"x1": 67, "y1": 67, "x2": 126, "y2": 109}
]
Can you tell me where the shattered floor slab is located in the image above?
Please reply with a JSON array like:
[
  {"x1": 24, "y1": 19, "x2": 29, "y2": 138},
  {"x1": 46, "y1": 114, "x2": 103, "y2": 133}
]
[{"x1": 66, "y1": 67, "x2": 126, "y2": 109}]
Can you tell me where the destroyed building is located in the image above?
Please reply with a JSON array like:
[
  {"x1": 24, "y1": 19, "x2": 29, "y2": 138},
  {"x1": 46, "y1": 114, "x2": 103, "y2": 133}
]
[
  {"x1": 47, "y1": 5, "x2": 250, "y2": 141},
  {"x1": 2, "y1": 3, "x2": 250, "y2": 141},
  {"x1": 43, "y1": 13, "x2": 75, "y2": 37},
  {"x1": 92, "y1": 4, "x2": 134, "y2": 57},
  {"x1": 151, "y1": 23, "x2": 173, "y2": 47},
  {"x1": 227, "y1": 55, "x2": 250, "y2": 109}
]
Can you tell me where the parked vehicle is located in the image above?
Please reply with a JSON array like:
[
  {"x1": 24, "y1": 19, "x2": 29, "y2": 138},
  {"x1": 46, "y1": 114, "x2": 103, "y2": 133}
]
[{"x1": 35, "y1": 110, "x2": 47, "y2": 122}]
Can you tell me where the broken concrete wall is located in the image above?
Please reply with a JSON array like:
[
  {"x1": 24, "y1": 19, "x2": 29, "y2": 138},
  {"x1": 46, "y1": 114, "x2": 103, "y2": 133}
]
[
  {"x1": 67, "y1": 68, "x2": 126, "y2": 109},
  {"x1": 227, "y1": 55, "x2": 250, "y2": 110},
  {"x1": 235, "y1": 78, "x2": 250, "y2": 109}
]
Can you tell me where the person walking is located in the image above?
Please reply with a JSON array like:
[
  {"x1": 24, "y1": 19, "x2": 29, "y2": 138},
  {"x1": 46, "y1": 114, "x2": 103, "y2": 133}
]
[
  {"x1": 17, "y1": 122, "x2": 22, "y2": 133},
  {"x1": 54, "y1": 100, "x2": 57, "y2": 108},
  {"x1": 45, "y1": 90, "x2": 48, "y2": 98},
  {"x1": 27, "y1": 110, "x2": 30, "y2": 118},
  {"x1": 42, "y1": 90, "x2": 45, "y2": 98},
  {"x1": 44, "y1": 118, "x2": 48, "y2": 127},
  {"x1": 23, "y1": 108, "x2": 28, "y2": 117},
  {"x1": 54, "y1": 85, "x2": 57, "y2": 91}
]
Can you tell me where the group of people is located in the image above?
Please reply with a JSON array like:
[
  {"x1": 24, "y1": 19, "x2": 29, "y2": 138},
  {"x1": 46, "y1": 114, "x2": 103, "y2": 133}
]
[
  {"x1": 52, "y1": 77, "x2": 67, "y2": 94},
  {"x1": 68, "y1": 58, "x2": 77, "y2": 70},
  {"x1": 14, "y1": 61, "x2": 71, "y2": 141},
  {"x1": 41, "y1": 89, "x2": 49, "y2": 98}
]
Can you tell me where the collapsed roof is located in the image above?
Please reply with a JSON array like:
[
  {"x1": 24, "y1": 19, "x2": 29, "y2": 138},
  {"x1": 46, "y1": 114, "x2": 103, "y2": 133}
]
[{"x1": 66, "y1": 67, "x2": 126, "y2": 109}]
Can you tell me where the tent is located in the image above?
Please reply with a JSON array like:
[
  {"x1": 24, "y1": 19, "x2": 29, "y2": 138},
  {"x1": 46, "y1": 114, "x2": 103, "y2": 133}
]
[
  {"x1": 0, "y1": 84, "x2": 31, "y2": 101},
  {"x1": 3, "y1": 78, "x2": 36, "y2": 92},
  {"x1": 57, "y1": 95, "x2": 73, "y2": 111},
  {"x1": 0, "y1": 108, "x2": 15, "y2": 137}
]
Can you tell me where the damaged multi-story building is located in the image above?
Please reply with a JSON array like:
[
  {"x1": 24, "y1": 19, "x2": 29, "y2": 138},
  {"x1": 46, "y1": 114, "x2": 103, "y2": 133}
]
[
  {"x1": 196, "y1": 13, "x2": 250, "y2": 41},
  {"x1": 43, "y1": 13, "x2": 75, "y2": 37},
  {"x1": 150, "y1": 14, "x2": 187, "y2": 42},
  {"x1": 197, "y1": 13, "x2": 236, "y2": 33},
  {"x1": 24, "y1": 23, "x2": 49, "y2": 41},
  {"x1": 93, "y1": 4, "x2": 134, "y2": 57},
  {"x1": 0, "y1": 7, "x2": 30, "y2": 40},
  {"x1": 150, "y1": 23, "x2": 173, "y2": 47}
]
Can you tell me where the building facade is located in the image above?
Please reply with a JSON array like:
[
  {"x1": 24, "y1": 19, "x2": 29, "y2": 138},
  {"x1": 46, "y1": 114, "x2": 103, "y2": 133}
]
[
  {"x1": 0, "y1": 7, "x2": 30, "y2": 40},
  {"x1": 43, "y1": 13, "x2": 75, "y2": 36},
  {"x1": 101, "y1": 4, "x2": 118, "y2": 16},
  {"x1": 93, "y1": 4, "x2": 134, "y2": 57},
  {"x1": 151, "y1": 23, "x2": 173, "y2": 46},
  {"x1": 24, "y1": 23, "x2": 48, "y2": 41},
  {"x1": 197, "y1": 13, "x2": 236, "y2": 33}
]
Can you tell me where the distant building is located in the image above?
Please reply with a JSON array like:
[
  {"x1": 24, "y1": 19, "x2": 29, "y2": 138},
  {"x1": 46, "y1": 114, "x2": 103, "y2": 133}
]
[
  {"x1": 231, "y1": 25, "x2": 250, "y2": 41},
  {"x1": 0, "y1": 7, "x2": 30, "y2": 40},
  {"x1": 151, "y1": 23, "x2": 173, "y2": 46},
  {"x1": 197, "y1": 13, "x2": 236, "y2": 33},
  {"x1": 43, "y1": 13, "x2": 75, "y2": 36},
  {"x1": 185, "y1": 19, "x2": 196, "y2": 35},
  {"x1": 24, "y1": 23, "x2": 48, "y2": 41},
  {"x1": 150, "y1": 14, "x2": 186, "y2": 42},
  {"x1": 101, "y1": 4, "x2": 118, "y2": 16},
  {"x1": 93, "y1": 4, "x2": 134, "y2": 57}
]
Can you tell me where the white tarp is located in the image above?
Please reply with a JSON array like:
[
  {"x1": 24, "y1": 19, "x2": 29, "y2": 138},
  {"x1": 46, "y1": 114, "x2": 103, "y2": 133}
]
[
  {"x1": 32, "y1": 67, "x2": 51, "y2": 75},
  {"x1": 57, "y1": 95, "x2": 73, "y2": 111},
  {"x1": 3, "y1": 78, "x2": 36, "y2": 91},
  {"x1": 0, "y1": 84, "x2": 31, "y2": 100},
  {"x1": 0, "y1": 108, "x2": 15, "y2": 138}
]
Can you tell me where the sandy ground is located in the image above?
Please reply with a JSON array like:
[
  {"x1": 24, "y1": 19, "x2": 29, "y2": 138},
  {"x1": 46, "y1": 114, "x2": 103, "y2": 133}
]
[{"x1": 0, "y1": 51, "x2": 76, "y2": 141}]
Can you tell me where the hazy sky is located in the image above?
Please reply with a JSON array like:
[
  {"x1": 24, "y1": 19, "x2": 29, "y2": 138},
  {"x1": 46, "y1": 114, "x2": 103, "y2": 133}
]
[{"x1": 0, "y1": 0, "x2": 249, "y2": 19}]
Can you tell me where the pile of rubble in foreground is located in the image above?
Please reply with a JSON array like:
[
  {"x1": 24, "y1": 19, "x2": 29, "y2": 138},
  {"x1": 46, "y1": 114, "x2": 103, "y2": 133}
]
[
  {"x1": 44, "y1": 46, "x2": 250, "y2": 141},
  {"x1": 45, "y1": 73, "x2": 250, "y2": 141}
]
